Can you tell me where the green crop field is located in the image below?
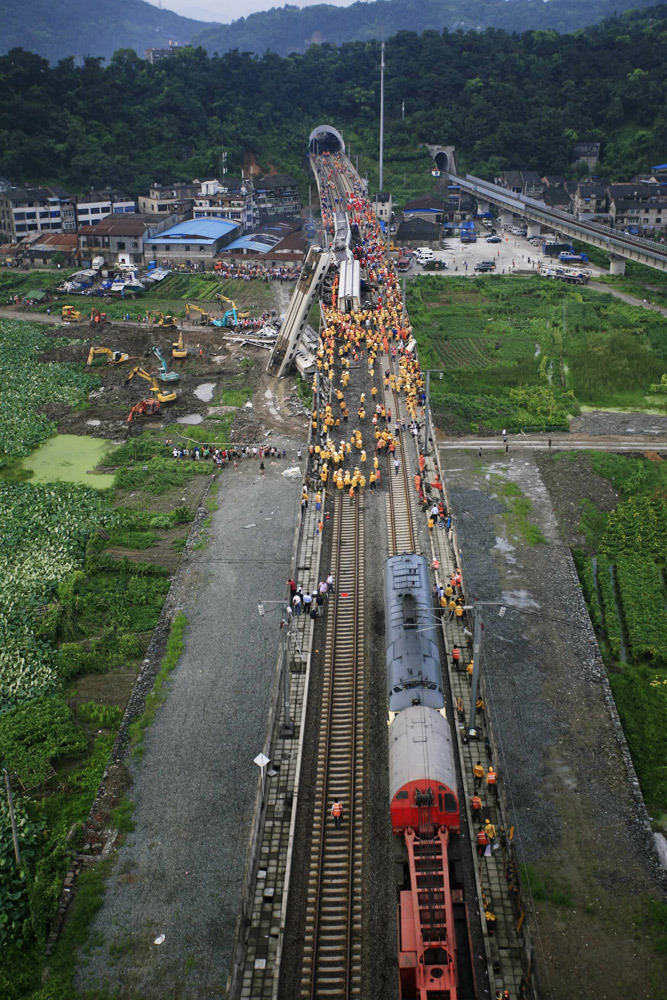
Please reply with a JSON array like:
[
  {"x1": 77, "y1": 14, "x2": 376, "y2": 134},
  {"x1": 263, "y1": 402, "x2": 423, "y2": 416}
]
[
  {"x1": 560, "y1": 452, "x2": 667, "y2": 816},
  {"x1": 408, "y1": 275, "x2": 667, "y2": 433}
]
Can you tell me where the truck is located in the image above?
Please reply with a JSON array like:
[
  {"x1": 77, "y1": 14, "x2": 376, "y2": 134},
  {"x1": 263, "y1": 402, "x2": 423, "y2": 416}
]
[
  {"x1": 542, "y1": 241, "x2": 574, "y2": 257},
  {"x1": 460, "y1": 221, "x2": 477, "y2": 243},
  {"x1": 559, "y1": 251, "x2": 589, "y2": 264}
]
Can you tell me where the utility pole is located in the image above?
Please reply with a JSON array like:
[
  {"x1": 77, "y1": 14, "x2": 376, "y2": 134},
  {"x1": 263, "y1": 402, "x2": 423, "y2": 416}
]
[
  {"x1": 401, "y1": 99, "x2": 405, "y2": 121},
  {"x1": 3, "y1": 768, "x2": 21, "y2": 866},
  {"x1": 379, "y1": 41, "x2": 385, "y2": 192}
]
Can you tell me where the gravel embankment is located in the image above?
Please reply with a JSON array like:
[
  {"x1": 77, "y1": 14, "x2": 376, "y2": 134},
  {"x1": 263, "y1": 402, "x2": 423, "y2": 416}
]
[
  {"x1": 446, "y1": 451, "x2": 665, "y2": 999},
  {"x1": 75, "y1": 444, "x2": 303, "y2": 999}
]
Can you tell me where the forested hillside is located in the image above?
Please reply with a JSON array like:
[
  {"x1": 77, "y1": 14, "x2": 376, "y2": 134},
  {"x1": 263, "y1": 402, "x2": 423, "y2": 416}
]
[
  {"x1": 0, "y1": 0, "x2": 204, "y2": 64},
  {"x1": 1, "y1": 5, "x2": 666, "y2": 198},
  {"x1": 0, "y1": 0, "x2": 658, "y2": 63},
  {"x1": 193, "y1": 0, "x2": 660, "y2": 58}
]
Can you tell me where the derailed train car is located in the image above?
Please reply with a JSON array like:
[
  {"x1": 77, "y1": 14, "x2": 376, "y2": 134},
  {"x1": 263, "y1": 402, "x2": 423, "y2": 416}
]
[{"x1": 385, "y1": 556, "x2": 475, "y2": 1000}]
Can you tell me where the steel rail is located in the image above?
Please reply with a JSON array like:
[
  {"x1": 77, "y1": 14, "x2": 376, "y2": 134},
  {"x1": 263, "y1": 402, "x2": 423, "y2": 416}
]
[{"x1": 300, "y1": 490, "x2": 364, "y2": 999}]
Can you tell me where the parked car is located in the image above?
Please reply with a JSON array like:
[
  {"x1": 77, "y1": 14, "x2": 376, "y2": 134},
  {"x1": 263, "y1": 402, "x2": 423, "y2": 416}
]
[
  {"x1": 486, "y1": 235, "x2": 502, "y2": 243},
  {"x1": 422, "y1": 259, "x2": 448, "y2": 271},
  {"x1": 474, "y1": 260, "x2": 496, "y2": 272}
]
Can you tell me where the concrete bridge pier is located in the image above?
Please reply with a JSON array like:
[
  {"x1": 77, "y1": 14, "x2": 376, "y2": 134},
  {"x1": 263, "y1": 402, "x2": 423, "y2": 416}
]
[
  {"x1": 476, "y1": 198, "x2": 491, "y2": 215},
  {"x1": 526, "y1": 222, "x2": 541, "y2": 239},
  {"x1": 499, "y1": 210, "x2": 514, "y2": 228},
  {"x1": 609, "y1": 254, "x2": 627, "y2": 275}
]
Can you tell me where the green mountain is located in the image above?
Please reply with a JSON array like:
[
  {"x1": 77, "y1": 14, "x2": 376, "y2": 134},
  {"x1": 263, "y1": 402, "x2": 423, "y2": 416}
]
[
  {"x1": 0, "y1": 0, "x2": 206, "y2": 63},
  {"x1": 1, "y1": 4, "x2": 665, "y2": 197},
  {"x1": 0, "y1": 0, "x2": 660, "y2": 63},
  {"x1": 192, "y1": 0, "x2": 659, "y2": 57}
]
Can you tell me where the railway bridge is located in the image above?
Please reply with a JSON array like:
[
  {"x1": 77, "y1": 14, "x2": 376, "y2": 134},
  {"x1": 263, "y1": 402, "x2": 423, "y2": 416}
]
[{"x1": 449, "y1": 171, "x2": 667, "y2": 274}]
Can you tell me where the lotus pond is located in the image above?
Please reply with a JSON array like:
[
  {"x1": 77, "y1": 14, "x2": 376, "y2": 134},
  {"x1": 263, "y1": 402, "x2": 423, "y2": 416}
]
[{"x1": 20, "y1": 434, "x2": 118, "y2": 489}]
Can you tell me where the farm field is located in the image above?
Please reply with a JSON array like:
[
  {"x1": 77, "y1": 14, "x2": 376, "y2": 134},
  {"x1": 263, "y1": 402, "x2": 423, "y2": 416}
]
[
  {"x1": 0, "y1": 315, "x2": 280, "y2": 999},
  {"x1": 539, "y1": 450, "x2": 667, "y2": 822},
  {"x1": 408, "y1": 275, "x2": 667, "y2": 433}
]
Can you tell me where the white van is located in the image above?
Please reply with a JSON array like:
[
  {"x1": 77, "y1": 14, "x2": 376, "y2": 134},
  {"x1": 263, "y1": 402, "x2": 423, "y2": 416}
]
[{"x1": 415, "y1": 247, "x2": 434, "y2": 264}]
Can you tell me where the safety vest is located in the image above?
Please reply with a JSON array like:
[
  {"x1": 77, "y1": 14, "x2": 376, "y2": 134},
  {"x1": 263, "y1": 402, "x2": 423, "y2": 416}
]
[
  {"x1": 487, "y1": 769, "x2": 497, "y2": 786},
  {"x1": 476, "y1": 830, "x2": 488, "y2": 847},
  {"x1": 452, "y1": 648, "x2": 461, "y2": 662},
  {"x1": 332, "y1": 802, "x2": 343, "y2": 818}
]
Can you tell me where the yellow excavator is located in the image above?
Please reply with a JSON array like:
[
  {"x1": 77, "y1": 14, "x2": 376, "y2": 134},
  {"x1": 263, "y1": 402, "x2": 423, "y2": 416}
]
[
  {"x1": 185, "y1": 302, "x2": 210, "y2": 325},
  {"x1": 87, "y1": 347, "x2": 134, "y2": 366},
  {"x1": 172, "y1": 330, "x2": 188, "y2": 361},
  {"x1": 150, "y1": 312, "x2": 177, "y2": 328},
  {"x1": 125, "y1": 366, "x2": 177, "y2": 404}
]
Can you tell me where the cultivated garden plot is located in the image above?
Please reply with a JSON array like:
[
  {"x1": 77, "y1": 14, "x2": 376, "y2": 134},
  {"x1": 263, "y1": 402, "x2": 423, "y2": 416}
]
[
  {"x1": 541, "y1": 451, "x2": 667, "y2": 819},
  {"x1": 409, "y1": 275, "x2": 667, "y2": 433}
]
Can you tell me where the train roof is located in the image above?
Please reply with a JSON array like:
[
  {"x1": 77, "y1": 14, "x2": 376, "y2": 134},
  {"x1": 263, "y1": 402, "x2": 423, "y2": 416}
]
[{"x1": 389, "y1": 705, "x2": 457, "y2": 803}]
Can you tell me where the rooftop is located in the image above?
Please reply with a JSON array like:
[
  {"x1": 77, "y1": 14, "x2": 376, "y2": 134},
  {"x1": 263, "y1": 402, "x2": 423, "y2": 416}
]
[{"x1": 144, "y1": 217, "x2": 239, "y2": 245}]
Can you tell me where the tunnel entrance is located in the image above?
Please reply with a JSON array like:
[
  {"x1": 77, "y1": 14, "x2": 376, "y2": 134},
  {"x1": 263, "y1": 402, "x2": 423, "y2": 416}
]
[
  {"x1": 309, "y1": 124, "x2": 345, "y2": 156},
  {"x1": 434, "y1": 151, "x2": 449, "y2": 172}
]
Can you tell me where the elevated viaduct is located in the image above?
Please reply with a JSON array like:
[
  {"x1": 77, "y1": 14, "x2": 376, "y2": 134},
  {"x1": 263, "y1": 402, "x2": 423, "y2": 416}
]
[{"x1": 450, "y1": 172, "x2": 667, "y2": 274}]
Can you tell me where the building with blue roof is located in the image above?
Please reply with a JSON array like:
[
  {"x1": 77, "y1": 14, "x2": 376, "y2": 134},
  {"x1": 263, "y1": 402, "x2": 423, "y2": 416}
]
[{"x1": 143, "y1": 217, "x2": 241, "y2": 265}]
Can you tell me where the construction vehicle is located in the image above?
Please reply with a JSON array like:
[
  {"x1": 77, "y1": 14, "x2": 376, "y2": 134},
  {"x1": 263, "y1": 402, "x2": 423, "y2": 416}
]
[
  {"x1": 214, "y1": 293, "x2": 250, "y2": 328},
  {"x1": 185, "y1": 302, "x2": 211, "y2": 325},
  {"x1": 62, "y1": 304, "x2": 82, "y2": 323},
  {"x1": 150, "y1": 345, "x2": 180, "y2": 382},
  {"x1": 125, "y1": 366, "x2": 178, "y2": 404},
  {"x1": 87, "y1": 347, "x2": 135, "y2": 366},
  {"x1": 150, "y1": 312, "x2": 177, "y2": 328},
  {"x1": 172, "y1": 330, "x2": 188, "y2": 361},
  {"x1": 127, "y1": 399, "x2": 160, "y2": 423},
  {"x1": 90, "y1": 307, "x2": 108, "y2": 324}
]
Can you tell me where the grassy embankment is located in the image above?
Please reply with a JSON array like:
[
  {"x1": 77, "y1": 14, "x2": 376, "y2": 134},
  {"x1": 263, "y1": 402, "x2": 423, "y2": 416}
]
[
  {"x1": 408, "y1": 274, "x2": 667, "y2": 433},
  {"x1": 0, "y1": 318, "x2": 223, "y2": 999}
]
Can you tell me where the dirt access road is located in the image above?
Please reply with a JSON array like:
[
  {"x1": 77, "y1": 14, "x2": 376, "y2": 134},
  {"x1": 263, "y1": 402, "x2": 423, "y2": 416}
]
[{"x1": 441, "y1": 447, "x2": 665, "y2": 999}]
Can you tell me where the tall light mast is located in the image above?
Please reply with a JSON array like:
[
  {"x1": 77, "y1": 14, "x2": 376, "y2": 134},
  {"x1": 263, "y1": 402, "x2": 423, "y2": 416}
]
[{"x1": 379, "y1": 41, "x2": 385, "y2": 192}]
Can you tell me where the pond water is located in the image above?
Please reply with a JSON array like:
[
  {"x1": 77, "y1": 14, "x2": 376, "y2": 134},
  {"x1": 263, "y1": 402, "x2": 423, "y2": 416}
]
[
  {"x1": 194, "y1": 382, "x2": 216, "y2": 402},
  {"x1": 177, "y1": 413, "x2": 204, "y2": 425},
  {"x1": 21, "y1": 434, "x2": 118, "y2": 489}
]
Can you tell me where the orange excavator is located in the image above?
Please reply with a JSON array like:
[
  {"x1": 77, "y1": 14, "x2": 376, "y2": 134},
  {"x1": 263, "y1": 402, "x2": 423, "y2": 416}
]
[
  {"x1": 127, "y1": 399, "x2": 160, "y2": 423},
  {"x1": 90, "y1": 308, "x2": 108, "y2": 324}
]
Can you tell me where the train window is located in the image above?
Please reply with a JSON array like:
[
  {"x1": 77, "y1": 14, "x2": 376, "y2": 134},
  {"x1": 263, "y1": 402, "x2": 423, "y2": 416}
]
[
  {"x1": 396, "y1": 791, "x2": 409, "y2": 800},
  {"x1": 438, "y1": 793, "x2": 443, "y2": 813},
  {"x1": 393, "y1": 685, "x2": 401, "y2": 693},
  {"x1": 444, "y1": 793, "x2": 457, "y2": 813}
]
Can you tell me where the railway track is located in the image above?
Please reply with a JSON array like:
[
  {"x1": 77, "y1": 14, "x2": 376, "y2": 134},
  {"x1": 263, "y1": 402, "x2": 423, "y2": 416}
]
[
  {"x1": 383, "y1": 358, "x2": 418, "y2": 556},
  {"x1": 300, "y1": 491, "x2": 365, "y2": 1000}
]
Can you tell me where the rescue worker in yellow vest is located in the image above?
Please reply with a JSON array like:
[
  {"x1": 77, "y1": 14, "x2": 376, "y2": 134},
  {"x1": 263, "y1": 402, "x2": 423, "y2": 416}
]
[{"x1": 331, "y1": 800, "x2": 343, "y2": 828}]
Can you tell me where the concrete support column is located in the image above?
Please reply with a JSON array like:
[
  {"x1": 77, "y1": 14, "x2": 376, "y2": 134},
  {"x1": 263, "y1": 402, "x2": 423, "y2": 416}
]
[
  {"x1": 499, "y1": 210, "x2": 513, "y2": 227},
  {"x1": 526, "y1": 222, "x2": 541, "y2": 239},
  {"x1": 476, "y1": 199, "x2": 490, "y2": 215},
  {"x1": 609, "y1": 254, "x2": 626, "y2": 276}
]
